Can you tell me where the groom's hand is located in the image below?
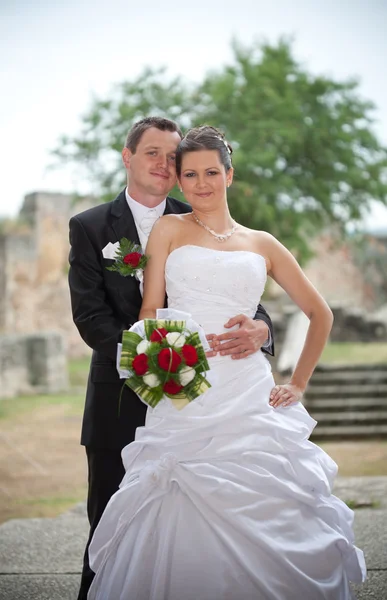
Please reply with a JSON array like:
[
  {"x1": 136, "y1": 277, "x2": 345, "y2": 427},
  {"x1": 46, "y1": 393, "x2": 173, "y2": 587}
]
[
  {"x1": 205, "y1": 334, "x2": 219, "y2": 358},
  {"x1": 211, "y1": 315, "x2": 270, "y2": 359}
]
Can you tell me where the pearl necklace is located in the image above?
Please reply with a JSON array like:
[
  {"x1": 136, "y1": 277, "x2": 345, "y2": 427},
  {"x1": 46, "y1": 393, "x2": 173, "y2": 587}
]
[{"x1": 191, "y1": 212, "x2": 238, "y2": 242}]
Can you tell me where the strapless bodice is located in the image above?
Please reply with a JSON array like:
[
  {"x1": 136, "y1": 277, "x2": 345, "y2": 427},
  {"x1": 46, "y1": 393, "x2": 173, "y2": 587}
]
[{"x1": 165, "y1": 245, "x2": 267, "y2": 335}]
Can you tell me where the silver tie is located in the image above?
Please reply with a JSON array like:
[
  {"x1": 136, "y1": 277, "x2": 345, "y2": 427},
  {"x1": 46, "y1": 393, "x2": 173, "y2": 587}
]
[{"x1": 140, "y1": 209, "x2": 160, "y2": 235}]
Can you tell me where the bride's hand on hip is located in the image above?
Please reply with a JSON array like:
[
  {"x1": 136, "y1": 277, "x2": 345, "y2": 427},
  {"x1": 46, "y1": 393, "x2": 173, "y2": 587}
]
[
  {"x1": 211, "y1": 315, "x2": 269, "y2": 359},
  {"x1": 269, "y1": 383, "x2": 303, "y2": 408}
]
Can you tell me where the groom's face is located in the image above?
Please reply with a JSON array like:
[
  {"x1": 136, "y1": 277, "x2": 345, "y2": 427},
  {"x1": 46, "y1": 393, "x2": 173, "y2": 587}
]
[{"x1": 123, "y1": 127, "x2": 181, "y2": 202}]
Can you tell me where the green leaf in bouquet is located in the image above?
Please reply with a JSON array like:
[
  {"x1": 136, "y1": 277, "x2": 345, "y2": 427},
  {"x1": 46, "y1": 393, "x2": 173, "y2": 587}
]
[
  {"x1": 186, "y1": 331, "x2": 210, "y2": 372},
  {"x1": 125, "y1": 378, "x2": 164, "y2": 408},
  {"x1": 144, "y1": 318, "x2": 186, "y2": 339},
  {"x1": 164, "y1": 372, "x2": 212, "y2": 403},
  {"x1": 120, "y1": 331, "x2": 143, "y2": 370},
  {"x1": 185, "y1": 372, "x2": 212, "y2": 399}
]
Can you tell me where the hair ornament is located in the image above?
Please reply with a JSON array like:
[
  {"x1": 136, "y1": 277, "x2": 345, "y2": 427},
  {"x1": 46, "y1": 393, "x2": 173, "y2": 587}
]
[{"x1": 218, "y1": 136, "x2": 231, "y2": 155}]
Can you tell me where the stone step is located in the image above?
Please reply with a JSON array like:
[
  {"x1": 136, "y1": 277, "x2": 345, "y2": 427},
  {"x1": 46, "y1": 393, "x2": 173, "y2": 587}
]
[
  {"x1": 0, "y1": 503, "x2": 386, "y2": 599},
  {"x1": 311, "y1": 424, "x2": 387, "y2": 438},
  {"x1": 310, "y1": 372, "x2": 387, "y2": 385},
  {"x1": 315, "y1": 364, "x2": 387, "y2": 372},
  {"x1": 310, "y1": 411, "x2": 387, "y2": 424},
  {"x1": 306, "y1": 384, "x2": 387, "y2": 398},
  {"x1": 305, "y1": 397, "x2": 387, "y2": 411}
]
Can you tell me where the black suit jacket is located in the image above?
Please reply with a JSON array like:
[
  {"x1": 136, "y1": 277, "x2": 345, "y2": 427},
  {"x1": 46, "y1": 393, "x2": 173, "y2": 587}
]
[{"x1": 68, "y1": 190, "x2": 274, "y2": 449}]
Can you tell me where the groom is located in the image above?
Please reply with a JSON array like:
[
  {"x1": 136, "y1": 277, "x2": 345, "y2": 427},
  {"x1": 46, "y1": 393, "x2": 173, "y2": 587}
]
[{"x1": 68, "y1": 116, "x2": 275, "y2": 599}]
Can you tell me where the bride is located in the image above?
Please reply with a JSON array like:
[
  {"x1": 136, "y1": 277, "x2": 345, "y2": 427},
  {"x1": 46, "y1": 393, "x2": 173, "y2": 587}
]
[{"x1": 87, "y1": 126, "x2": 366, "y2": 599}]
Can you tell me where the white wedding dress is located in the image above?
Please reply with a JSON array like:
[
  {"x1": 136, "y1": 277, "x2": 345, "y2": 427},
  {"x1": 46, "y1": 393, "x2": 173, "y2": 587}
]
[{"x1": 88, "y1": 245, "x2": 366, "y2": 600}]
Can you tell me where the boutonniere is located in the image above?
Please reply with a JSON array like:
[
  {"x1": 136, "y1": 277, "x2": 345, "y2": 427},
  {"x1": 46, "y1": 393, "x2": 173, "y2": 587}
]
[{"x1": 106, "y1": 238, "x2": 148, "y2": 279}]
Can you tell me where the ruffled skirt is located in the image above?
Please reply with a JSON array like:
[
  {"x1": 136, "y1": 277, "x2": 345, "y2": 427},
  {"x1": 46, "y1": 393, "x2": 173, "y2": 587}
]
[{"x1": 88, "y1": 351, "x2": 366, "y2": 600}]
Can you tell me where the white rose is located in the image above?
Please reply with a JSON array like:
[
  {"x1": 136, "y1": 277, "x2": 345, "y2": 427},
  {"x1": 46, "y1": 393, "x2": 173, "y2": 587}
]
[
  {"x1": 137, "y1": 340, "x2": 151, "y2": 354},
  {"x1": 179, "y1": 366, "x2": 196, "y2": 386},
  {"x1": 166, "y1": 332, "x2": 186, "y2": 348},
  {"x1": 143, "y1": 373, "x2": 160, "y2": 388}
]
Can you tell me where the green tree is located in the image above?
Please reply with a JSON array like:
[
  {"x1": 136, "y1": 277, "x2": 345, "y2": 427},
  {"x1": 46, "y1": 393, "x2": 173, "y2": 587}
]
[
  {"x1": 53, "y1": 40, "x2": 387, "y2": 261},
  {"x1": 53, "y1": 67, "x2": 193, "y2": 202}
]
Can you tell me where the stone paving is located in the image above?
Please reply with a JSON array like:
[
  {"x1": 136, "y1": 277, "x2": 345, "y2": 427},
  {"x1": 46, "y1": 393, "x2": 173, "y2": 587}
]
[{"x1": 0, "y1": 478, "x2": 386, "y2": 600}]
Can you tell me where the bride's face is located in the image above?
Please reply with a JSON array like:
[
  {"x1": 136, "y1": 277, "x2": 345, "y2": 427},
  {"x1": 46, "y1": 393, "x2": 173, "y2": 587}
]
[{"x1": 179, "y1": 150, "x2": 233, "y2": 208}]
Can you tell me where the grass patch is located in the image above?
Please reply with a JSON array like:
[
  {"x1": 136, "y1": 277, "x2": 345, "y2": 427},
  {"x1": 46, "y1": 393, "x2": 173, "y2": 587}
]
[
  {"x1": 345, "y1": 499, "x2": 381, "y2": 510},
  {"x1": 318, "y1": 441, "x2": 387, "y2": 476},
  {"x1": 0, "y1": 358, "x2": 90, "y2": 421},
  {"x1": 9, "y1": 490, "x2": 87, "y2": 520},
  {"x1": 18, "y1": 492, "x2": 86, "y2": 509},
  {"x1": 0, "y1": 392, "x2": 85, "y2": 421},
  {"x1": 321, "y1": 342, "x2": 387, "y2": 364},
  {"x1": 68, "y1": 356, "x2": 91, "y2": 387}
]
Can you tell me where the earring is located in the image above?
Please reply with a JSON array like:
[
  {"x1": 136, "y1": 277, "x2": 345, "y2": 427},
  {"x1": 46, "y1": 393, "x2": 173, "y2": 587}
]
[{"x1": 179, "y1": 188, "x2": 183, "y2": 192}]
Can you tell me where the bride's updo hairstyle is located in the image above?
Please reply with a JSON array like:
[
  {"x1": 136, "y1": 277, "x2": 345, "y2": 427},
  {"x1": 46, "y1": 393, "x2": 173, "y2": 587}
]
[{"x1": 175, "y1": 125, "x2": 233, "y2": 176}]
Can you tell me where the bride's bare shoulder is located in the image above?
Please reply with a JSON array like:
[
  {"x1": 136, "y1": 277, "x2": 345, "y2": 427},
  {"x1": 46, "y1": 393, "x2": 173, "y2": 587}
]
[
  {"x1": 254, "y1": 230, "x2": 280, "y2": 246},
  {"x1": 159, "y1": 213, "x2": 192, "y2": 226},
  {"x1": 239, "y1": 226, "x2": 279, "y2": 249}
]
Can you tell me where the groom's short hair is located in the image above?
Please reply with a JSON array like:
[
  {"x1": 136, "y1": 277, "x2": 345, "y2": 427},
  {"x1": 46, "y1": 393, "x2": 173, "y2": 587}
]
[{"x1": 125, "y1": 117, "x2": 182, "y2": 153}]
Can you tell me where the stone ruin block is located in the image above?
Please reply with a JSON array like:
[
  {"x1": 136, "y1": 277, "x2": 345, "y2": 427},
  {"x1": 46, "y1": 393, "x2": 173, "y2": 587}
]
[{"x1": 0, "y1": 332, "x2": 68, "y2": 399}]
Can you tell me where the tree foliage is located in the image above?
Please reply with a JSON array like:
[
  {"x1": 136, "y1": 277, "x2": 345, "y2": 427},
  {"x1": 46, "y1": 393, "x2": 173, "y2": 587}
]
[{"x1": 53, "y1": 40, "x2": 387, "y2": 260}]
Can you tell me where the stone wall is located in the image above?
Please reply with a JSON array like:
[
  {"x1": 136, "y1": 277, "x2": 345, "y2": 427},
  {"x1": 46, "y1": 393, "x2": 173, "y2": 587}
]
[
  {"x1": 0, "y1": 192, "x2": 95, "y2": 358},
  {"x1": 304, "y1": 233, "x2": 386, "y2": 310},
  {"x1": 0, "y1": 332, "x2": 68, "y2": 399},
  {"x1": 330, "y1": 305, "x2": 387, "y2": 342},
  {"x1": 268, "y1": 232, "x2": 383, "y2": 311}
]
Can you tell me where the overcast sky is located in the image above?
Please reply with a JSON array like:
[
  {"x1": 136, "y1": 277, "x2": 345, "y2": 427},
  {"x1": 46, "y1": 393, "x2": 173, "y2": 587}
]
[{"x1": 1, "y1": 0, "x2": 387, "y2": 230}]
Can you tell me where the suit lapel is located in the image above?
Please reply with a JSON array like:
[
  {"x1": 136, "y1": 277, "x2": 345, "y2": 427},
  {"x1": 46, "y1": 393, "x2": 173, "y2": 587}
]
[
  {"x1": 109, "y1": 189, "x2": 141, "y2": 245},
  {"x1": 109, "y1": 192, "x2": 191, "y2": 242},
  {"x1": 164, "y1": 196, "x2": 192, "y2": 216},
  {"x1": 108, "y1": 190, "x2": 142, "y2": 302},
  {"x1": 108, "y1": 193, "x2": 191, "y2": 307},
  {"x1": 163, "y1": 197, "x2": 175, "y2": 216}
]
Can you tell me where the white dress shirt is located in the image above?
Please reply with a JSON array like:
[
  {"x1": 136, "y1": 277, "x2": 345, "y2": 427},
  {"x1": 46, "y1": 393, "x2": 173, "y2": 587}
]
[{"x1": 125, "y1": 188, "x2": 166, "y2": 251}]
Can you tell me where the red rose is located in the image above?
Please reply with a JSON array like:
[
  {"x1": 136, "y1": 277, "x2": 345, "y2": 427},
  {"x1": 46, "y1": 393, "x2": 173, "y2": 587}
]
[
  {"x1": 132, "y1": 353, "x2": 148, "y2": 376},
  {"x1": 123, "y1": 252, "x2": 142, "y2": 268},
  {"x1": 181, "y1": 344, "x2": 198, "y2": 366},
  {"x1": 163, "y1": 380, "x2": 183, "y2": 395},
  {"x1": 158, "y1": 348, "x2": 182, "y2": 372},
  {"x1": 150, "y1": 328, "x2": 168, "y2": 342}
]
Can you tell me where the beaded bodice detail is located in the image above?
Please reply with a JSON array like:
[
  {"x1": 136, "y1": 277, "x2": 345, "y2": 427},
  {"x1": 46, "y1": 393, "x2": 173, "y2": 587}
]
[{"x1": 165, "y1": 245, "x2": 267, "y2": 336}]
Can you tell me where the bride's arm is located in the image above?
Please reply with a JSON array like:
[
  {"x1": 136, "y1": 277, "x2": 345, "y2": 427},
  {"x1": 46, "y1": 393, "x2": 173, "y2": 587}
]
[
  {"x1": 139, "y1": 218, "x2": 172, "y2": 320},
  {"x1": 263, "y1": 233, "x2": 333, "y2": 402}
]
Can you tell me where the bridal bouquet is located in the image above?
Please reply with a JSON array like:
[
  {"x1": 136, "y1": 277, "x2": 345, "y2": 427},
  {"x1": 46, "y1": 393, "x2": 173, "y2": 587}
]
[{"x1": 117, "y1": 309, "x2": 211, "y2": 410}]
